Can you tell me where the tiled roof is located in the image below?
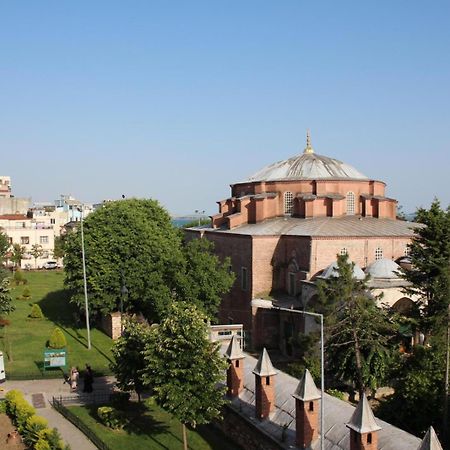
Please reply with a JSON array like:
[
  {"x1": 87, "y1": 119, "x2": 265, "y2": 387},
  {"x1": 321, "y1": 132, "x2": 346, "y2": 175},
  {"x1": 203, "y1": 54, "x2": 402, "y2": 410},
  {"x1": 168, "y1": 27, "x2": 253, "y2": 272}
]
[
  {"x1": 223, "y1": 347, "x2": 421, "y2": 449},
  {"x1": 417, "y1": 427, "x2": 443, "y2": 450},
  {"x1": 212, "y1": 216, "x2": 418, "y2": 238},
  {"x1": 0, "y1": 214, "x2": 29, "y2": 220}
]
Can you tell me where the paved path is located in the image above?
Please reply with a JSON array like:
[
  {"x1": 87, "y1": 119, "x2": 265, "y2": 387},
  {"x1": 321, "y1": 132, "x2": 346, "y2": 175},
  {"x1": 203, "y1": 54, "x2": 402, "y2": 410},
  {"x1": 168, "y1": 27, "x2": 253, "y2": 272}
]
[{"x1": 0, "y1": 376, "x2": 116, "y2": 450}]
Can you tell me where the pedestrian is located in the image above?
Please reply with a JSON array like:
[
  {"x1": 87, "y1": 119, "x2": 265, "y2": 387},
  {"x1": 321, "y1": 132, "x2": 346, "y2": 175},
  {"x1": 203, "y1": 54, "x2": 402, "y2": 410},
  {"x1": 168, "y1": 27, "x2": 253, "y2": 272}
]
[
  {"x1": 83, "y1": 364, "x2": 93, "y2": 393},
  {"x1": 70, "y1": 366, "x2": 79, "y2": 392}
]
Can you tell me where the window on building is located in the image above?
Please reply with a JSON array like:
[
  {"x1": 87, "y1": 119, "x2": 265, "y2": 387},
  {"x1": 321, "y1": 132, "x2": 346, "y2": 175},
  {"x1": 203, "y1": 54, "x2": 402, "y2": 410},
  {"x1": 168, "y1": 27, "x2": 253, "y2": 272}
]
[
  {"x1": 266, "y1": 376, "x2": 270, "y2": 386},
  {"x1": 346, "y1": 192, "x2": 355, "y2": 215},
  {"x1": 236, "y1": 360, "x2": 240, "y2": 368},
  {"x1": 241, "y1": 267, "x2": 248, "y2": 291},
  {"x1": 375, "y1": 247, "x2": 383, "y2": 260},
  {"x1": 284, "y1": 191, "x2": 294, "y2": 215},
  {"x1": 50, "y1": 218, "x2": 55, "y2": 224},
  {"x1": 21, "y1": 236, "x2": 29, "y2": 245},
  {"x1": 340, "y1": 248, "x2": 348, "y2": 256},
  {"x1": 288, "y1": 272, "x2": 296, "y2": 296},
  {"x1": 404, "y1": 246, "x2": 410, "y2": 256},
  {"x1": 8, "y1": 237, "x2": 12, "y2": 245},
  {"x1": 367, "y1": 433, "x2": 372, "y2": 444},
  {"x1": 309, "y1": 401, "x2": 314, "y2": 412},
  {"x1": 40, "y1": 236, "x2": 49, "y2": 244}
]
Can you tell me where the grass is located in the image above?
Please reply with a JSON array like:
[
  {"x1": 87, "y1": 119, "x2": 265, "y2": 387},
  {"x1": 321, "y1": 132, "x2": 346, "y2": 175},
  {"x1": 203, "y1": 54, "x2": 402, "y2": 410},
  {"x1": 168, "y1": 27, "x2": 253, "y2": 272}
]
[
  {"x1": 67, "y1": 399, "x2": 242, "y2": 450},
  {"x1": 1, "y1": 270, "x2": 113, "y2": 378}
]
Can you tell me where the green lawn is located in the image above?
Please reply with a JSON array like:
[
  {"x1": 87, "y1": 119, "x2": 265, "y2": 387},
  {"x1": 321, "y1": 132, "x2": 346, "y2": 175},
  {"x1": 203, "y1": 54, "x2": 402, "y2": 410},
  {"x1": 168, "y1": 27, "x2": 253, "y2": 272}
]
[
  {"x1": 1, "y1": 270, "x2": 113, "y2": 379},
  {"x1": 68, "y1": 400, "x2": 242, "y2": 450}
]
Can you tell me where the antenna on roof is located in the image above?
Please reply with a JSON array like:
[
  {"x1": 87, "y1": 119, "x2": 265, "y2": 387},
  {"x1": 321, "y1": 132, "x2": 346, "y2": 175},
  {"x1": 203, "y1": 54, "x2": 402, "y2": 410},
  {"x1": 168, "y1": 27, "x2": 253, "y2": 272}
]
[{"x1": 304, "y1": 129, "x2": 314, "y2": 154}]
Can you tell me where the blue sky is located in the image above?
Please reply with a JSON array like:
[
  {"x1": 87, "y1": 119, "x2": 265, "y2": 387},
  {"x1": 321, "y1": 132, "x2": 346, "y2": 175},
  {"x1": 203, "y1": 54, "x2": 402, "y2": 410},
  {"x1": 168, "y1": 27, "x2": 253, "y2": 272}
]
[{"x1": 1, "y1": 1, "x2": 449, "y2": 215}]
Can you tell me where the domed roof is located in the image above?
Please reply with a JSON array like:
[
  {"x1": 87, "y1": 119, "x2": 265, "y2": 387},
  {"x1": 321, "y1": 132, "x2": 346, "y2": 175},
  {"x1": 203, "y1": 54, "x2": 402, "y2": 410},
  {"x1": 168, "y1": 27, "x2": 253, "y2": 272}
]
[
  {"x1": 247, "y1": 132, "x2": 368, "y2": 182},
  {"x1": 321, "y1": 261, "x2": 365, "y2": 280},
  {"x1": 366, "y1": 259, "x2": 401, "y2": 279}
]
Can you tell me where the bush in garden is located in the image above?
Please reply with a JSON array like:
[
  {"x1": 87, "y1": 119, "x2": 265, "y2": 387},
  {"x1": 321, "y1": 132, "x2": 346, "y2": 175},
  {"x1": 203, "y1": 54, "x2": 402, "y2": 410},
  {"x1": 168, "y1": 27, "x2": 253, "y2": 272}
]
[
  {"x1": 23, "y1": 415, "x2": 49, "y2": 447},
  {"x1": 21, "y1": 287, "x2": 32, "y2": 300},
  {"x1": 5, "y1": 389, "x2": 36, "y2": 432},
  {"x1": 97, "y1": 406, "x2": 127, "y2": 429},
  {"x1": 48, "y1": 327, "x2": 66, "y2": 349},
  {"x1": 36, "y1": 427, "x2": 68, "y2": 450},
  {"x1": 13, "y1": 270, "x2": 27, "y2": 286},
  {"x1": 30, "y1": 304, "x2": 44, "y2": 319}
]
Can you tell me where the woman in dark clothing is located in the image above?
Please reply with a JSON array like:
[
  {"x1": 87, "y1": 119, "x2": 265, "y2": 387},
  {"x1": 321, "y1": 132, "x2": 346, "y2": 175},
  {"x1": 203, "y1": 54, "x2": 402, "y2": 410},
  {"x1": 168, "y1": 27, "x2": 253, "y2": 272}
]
[{"x1": 83, "y1": 364, "x2": 94, "y2": 393}]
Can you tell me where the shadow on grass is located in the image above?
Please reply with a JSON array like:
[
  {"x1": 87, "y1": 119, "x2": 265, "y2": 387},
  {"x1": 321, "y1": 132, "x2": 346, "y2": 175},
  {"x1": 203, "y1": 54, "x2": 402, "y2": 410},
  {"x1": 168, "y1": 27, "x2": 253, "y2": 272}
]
[{"x1": 83, "y1": 403, "x2": 172, "y2": 449}]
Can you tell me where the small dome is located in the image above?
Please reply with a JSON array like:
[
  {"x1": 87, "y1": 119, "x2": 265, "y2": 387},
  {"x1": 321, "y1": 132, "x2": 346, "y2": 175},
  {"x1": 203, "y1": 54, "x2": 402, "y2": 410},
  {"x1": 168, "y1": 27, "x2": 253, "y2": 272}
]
[
  {"x1": 321, "y1": 261, "x2": 365, "y2": 280},
  {"x1": 366, "y1": 259, "x2": 401, "y2": 279}
]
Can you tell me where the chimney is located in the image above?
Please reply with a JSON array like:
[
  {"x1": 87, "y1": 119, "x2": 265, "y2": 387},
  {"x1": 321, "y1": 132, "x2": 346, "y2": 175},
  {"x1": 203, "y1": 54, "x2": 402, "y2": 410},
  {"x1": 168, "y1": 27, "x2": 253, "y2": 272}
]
[
  {"x1": 346, "y1": 393, "x2": 381, "y2": 450},
  {"x1": 252, "y1": 348, "x2": 277, "y2": 420},
  {"x1": 417, "y1": 426, "x2": 443, "y2": 450},
  {"x1": 224, "y1": 335, "x2": 245, "y2": 397},
  {"x1": 292, "y1": 369, "x2": 321, "y2": 448}
]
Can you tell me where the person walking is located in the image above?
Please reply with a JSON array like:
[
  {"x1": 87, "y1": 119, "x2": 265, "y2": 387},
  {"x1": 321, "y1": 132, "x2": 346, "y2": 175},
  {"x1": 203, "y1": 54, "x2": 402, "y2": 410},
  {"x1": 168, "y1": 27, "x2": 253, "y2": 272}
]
[
  {"x1": 83, "y1": 364, "x2": 93, "y2": 393},
  {"x1": 70, "y1": 367, "x2": 79, "y2": 392}
]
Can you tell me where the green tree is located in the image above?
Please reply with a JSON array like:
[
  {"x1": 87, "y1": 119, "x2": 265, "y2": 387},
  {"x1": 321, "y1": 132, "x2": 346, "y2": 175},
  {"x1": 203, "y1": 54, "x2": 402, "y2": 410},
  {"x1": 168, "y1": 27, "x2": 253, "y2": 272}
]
[
  {"x1": 48, "y1": 327, "x2": 67, "y2": 348},
  {"x1": 64, "y1": 199, "x2": 185, "y2": 322},
  {"x1": 142, "y1": 302, "x2": 227, "y2": 450},
  {"x1": 401, "y1": 199, "x2": 450, "y2": 334},
  {"x1": 30, "y1": 304, "x2": 44, "y2": 319},
  {"x1": 31, "y1": 244, "x2": 44, "y2": 269},
  {"x1": 316, "y1": 254, "x2": 397, "y2": 394},
  {"x1": 176, "y1": 238, "x2": 235, "y2": 320},
  {"x1": 11, "y1": 243, "x2": 25, "y2": 269},
  {"x1": 110, "y1": 319, "x2": 152, "y2": 402},
  {"x1": 53, "y1": 235, "x2": 66, "y2": 260},
  {"x1": 0, "y1": 278, "x2": 15, "y2": 317},
  {"x1": 0, "y1": 231, "x2": 10, "y2": 261}
]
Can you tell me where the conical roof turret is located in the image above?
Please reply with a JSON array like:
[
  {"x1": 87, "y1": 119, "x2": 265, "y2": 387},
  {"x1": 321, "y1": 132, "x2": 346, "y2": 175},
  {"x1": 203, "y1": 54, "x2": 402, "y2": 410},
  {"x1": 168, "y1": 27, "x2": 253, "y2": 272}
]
[
  {"x1": 252, "y1": 348, "x2": 277, "y2": 377},
  {"x1": 293, "y1": 369, "x2": 321, "y2": 401},
  {"x1": 224, "y1": 334, "x2": 245, "y2": 360},
  {"x1": 417, "y1": 427, "x2": 443, "y2": 450},
  {"x1": 346, "y1": 393, "x2": 381, "y2": 434}
]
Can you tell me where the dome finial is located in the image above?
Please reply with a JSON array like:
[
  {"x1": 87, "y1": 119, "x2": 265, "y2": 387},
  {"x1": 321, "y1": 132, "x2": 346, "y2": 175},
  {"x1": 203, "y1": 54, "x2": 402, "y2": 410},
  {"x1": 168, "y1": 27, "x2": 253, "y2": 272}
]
[{"x1": 304, "y1": 129, "x2": 314, "y2": 154}]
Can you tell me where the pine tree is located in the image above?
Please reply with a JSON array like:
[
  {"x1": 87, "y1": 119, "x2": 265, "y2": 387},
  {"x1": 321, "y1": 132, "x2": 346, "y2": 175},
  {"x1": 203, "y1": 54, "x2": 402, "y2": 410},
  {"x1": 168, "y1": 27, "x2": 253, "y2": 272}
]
[
  {"x1": 317, "y1": 254, "x2": 397, "y2": 394},
  {"x1": 0, "y1": 278, "x2": 15, "y2": 317}
]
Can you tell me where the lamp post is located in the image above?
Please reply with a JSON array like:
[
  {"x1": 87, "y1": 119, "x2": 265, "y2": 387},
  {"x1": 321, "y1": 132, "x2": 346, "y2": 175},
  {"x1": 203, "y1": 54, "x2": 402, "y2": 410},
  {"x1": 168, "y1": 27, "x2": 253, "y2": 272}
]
[
  {"x1": 194, "y1": 209, "x2": 205, "y2": 227},
  {"x1": 79, "y1": 205, "x2": 92, "y2": 350},
  {"x1": 273, "y1": 306, "x2": 325, "y2": 450}
]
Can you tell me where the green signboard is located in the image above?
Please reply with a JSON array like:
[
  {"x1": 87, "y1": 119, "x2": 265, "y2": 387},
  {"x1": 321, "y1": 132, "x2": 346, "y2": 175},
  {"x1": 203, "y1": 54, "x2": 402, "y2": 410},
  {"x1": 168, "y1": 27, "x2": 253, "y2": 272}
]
[{"x1": 43, "y1": 350, "x2": 67, "y2": 370}]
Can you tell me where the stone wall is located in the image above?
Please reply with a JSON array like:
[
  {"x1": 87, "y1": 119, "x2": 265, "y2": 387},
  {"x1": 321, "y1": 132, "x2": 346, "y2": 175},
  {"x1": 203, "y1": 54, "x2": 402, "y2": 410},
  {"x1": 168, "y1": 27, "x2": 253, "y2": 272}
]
[
  {"x1": 215, "y1": 405, "x2": 284, "y2": 450},
  {"x1": 100, "y1": 312, "x2": 122, "y2": 340}
]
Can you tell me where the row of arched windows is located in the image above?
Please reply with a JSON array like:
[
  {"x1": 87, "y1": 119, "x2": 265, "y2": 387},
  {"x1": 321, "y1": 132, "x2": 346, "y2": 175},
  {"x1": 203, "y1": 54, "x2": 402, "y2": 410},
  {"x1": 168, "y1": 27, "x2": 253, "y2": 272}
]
[{"x1": 283, "y1": 191, "x2": 357, "y2": 215}]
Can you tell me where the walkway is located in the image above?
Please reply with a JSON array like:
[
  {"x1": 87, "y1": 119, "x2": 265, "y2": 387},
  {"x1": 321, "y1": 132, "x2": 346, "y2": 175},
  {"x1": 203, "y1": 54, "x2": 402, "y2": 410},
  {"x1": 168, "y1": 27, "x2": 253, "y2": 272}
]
[{"x1": 0, "y1": 376, "x2": 116, "y2": 450}]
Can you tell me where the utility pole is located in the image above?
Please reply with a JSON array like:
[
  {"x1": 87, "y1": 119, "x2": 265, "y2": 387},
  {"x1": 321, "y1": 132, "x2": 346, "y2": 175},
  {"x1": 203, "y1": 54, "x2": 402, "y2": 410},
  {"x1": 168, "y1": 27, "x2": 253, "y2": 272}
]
[{"x1": 80, "y1": 205, "x2": 91, "y2": 350}]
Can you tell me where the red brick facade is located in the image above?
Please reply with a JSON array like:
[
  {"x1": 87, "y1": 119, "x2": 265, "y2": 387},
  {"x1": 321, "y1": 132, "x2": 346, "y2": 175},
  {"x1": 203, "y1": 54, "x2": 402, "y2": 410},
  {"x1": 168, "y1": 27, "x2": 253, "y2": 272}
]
[
  {"x1": 255, "y1": 374, "x2": 276, "y2": 420},
  {"x1": 296, "y1": 398, "x2": 319, "y2": 448},
  {"x1": 350, "y1": 429, "x2": 378, "y2": 450},
  {"x1": 227, "y1": 359, "x2": 244, "y2": 398}
]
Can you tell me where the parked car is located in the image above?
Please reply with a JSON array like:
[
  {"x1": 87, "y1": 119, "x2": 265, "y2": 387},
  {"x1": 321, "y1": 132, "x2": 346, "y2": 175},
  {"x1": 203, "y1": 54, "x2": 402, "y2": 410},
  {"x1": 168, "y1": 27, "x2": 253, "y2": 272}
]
[{"x1": 43, "y1": 261, "x2": 58, "y2": 270}]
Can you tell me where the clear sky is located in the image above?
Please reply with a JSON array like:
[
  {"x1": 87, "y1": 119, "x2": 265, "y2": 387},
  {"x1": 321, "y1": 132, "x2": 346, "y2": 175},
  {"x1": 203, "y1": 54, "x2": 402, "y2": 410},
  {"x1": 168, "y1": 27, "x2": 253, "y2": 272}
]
[{"x1": 1, "y1": 1, "x2": 449, "y2": 215}]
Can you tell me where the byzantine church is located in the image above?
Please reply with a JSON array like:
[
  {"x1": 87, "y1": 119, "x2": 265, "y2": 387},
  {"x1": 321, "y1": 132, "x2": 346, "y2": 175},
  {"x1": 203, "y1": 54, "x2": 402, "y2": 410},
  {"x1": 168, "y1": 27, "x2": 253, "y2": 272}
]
[{"x1": 186, "y1": 133, "x2": 418, "y2": 350}]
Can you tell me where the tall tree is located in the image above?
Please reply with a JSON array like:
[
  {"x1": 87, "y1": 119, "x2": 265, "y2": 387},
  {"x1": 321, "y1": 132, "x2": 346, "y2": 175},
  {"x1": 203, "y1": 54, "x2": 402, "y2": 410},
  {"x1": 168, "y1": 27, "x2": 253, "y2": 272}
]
[
  {"x1": 142, "y1": 302, "x2": 227, "y2": 450},
  {"x1": 176, "y1": 238, "x2": 235, "y2": 321},
  {"x1": 317, "y1": 254, "x2": 397, "y2": 394},
  {"x1": 64, "y1": 199, "x2": 185, "y2": 322},
  {"x1": 0, "y1": 278, "x2": 14, "y2": 317},
  {"x1": 0, "y1": 231, "x2": 10, "y2": 261},
  {"x1": 53, "y1": 235, "x2": 66, "y2": 260},
  {"x1": 30, "y1": 244, "x2": 44, "y2": 269},
  {"x1": 401, "y1": 199, "x2": 450, "y2": 334},
  {"x1": 10, "y1": 244, "x2": 25, "y2": 269},
  {"x1": 110, "y1": 319, "x2": 152, "y2": 402}
]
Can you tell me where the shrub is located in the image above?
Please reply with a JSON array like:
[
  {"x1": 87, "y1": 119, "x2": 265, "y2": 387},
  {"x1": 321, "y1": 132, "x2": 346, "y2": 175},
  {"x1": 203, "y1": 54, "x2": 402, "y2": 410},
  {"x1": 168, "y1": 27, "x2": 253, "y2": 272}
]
[
  {"x1": 23, "y1": 415, "x2": 49, "y2": 447},
  {"x1": 13, "y1": 270, "x2": 27, "y2": 285},
  {"x1": 30, "y1": 304, "x2": 44, "y2": 319},
  {"x1": 48, "y1": 327, "x2": 67, "y2": 349},
  {"x1": 0, "y1": 399, "x2": 6, "y2": 413},
  {"x1": 110, "y1": 391, "x2": 130, "y2": 410},
  {"x1": 36, "y1": 427, "x2": 68, "y2": 450},
  {"x1": 21, "y1": 287, "x2": 32, "y2": 300},
  {"x1": 5, "y1": 389, "x2": 36, "y2": 432},
  {"x1": 326, "y1": 388, "x2": 346, "y2": 400},
  {"x1": 97, "y1": 406, "x2": 127, "y2": 429}
]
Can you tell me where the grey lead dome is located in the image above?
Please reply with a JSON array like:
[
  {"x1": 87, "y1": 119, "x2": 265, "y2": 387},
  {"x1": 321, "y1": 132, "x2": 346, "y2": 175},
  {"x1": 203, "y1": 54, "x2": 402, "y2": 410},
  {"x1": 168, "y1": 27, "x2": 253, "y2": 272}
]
[{"x1": 247, "y1": 152, "x2": 368, "y2": 182}]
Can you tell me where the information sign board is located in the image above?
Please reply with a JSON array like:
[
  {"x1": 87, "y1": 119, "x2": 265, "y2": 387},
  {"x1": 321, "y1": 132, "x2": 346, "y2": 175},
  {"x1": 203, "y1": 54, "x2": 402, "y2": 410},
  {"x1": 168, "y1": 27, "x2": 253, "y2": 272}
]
[{"x1": 44, "y1": 350, "x2": 67, "y2": 369}]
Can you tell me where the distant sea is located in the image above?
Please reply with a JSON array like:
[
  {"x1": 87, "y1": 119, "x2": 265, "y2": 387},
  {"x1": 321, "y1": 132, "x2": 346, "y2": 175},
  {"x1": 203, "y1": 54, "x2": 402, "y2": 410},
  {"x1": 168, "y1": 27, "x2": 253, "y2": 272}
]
[{"x1": 171, "y1": 218, "x2": 194, "y2": 228}]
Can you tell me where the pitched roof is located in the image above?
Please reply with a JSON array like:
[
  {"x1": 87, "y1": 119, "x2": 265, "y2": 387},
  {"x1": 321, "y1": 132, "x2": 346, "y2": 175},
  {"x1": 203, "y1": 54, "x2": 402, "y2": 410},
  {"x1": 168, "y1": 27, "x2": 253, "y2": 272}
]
[
  {"x1": 346, "y1": 393, "x2": 382, "y2": 434},
  {"x1": 224, "y1": 334, "x2": 245, "y2": 360},
  {"x1": 252, "y1": 348, "x2": 277, "y2": 377},
  {"x1": 417, "y1": 427, "x2": 443, "y2": 450},
  {"x1": 292, "y1": 369, "x2": 321, "y2": 401}
]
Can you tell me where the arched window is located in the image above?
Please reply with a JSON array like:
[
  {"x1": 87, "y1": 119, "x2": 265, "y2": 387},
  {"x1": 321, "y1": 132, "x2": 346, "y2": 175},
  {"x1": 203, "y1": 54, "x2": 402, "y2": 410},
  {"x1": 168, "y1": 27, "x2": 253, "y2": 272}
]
[
  {"x1": 340, "y1": 248, "x2": 348, "y2": 256},
  {"x1": 375, "y1": 247, "x2": 383, "y2": 260},
  {"x1": 284, "y1": 191, "x2": 293, "y2": 215},
  {"x1": 346, "y1": 192, "x2": 355, "y2": 215}
]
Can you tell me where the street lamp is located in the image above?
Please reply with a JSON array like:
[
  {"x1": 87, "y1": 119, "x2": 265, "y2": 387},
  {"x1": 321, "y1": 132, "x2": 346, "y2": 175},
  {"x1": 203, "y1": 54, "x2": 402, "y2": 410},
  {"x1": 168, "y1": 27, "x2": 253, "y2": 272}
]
[
  {"x1": 194, "y1": 209, "x2": 205, "y2": 227},
  {"x1": 79, "y1": 205, "x2": 92, "y2": 350},
  {"x1": 273, "y1": 306, "x2": 325, "y2": 450}
]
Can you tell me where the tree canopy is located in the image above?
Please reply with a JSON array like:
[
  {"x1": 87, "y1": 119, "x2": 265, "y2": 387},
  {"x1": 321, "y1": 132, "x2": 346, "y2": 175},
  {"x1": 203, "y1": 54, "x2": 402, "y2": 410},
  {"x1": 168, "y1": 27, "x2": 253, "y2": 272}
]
[
  {"x1": 316, "y1": 254, "x2": 397, "y2": 393},
  {"x1": 141, "y1": 302, "x2": 227, "y2": 449},
  {"x1": 64, "y1": 198, "x2": 234, "y2": 323}
]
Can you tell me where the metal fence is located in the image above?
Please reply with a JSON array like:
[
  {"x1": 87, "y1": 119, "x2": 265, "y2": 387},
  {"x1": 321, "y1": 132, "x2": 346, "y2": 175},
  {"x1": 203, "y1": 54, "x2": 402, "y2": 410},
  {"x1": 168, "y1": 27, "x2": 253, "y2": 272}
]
[
  {"x1": 51, "y1": 396, "x2": 112, "y2": 450},
  {"x1": 53, "y1": 391, "x2": 112, "y2": 406}
]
